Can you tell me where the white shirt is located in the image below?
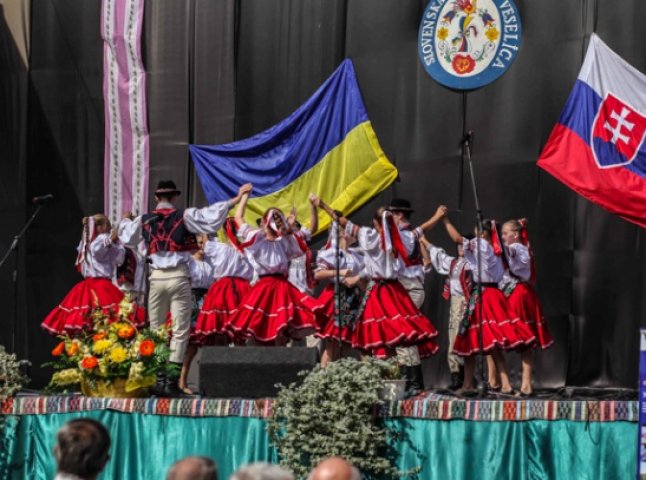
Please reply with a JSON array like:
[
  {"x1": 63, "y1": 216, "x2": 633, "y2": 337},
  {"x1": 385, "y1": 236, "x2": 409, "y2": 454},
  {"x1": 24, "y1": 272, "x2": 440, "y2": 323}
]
[
  {"x1": 345, "y1": 221, "x2": 403, "y2": 280},
  {"x1": 462, "y1": 237, "x2": 504, "y2": 284},
  {"x1": 397, "y1": 224, "x2": 426, "y2": 282},
  {"x1": 118, "y1": 200, "x2": 232, "y2": 270},
  {"x1": 239, "y1": 224, "x2": 304, "y2": 276},
  {"x1": 504, "y1": 242, "x2": 531, "y2": 282},
  {"x1": 78, "y1": 233, "x2": 125, "y2": 279},
  {"x1": 429, "y1": 244, "x2": 469, "y2": 296},
  {"x1": 188, "y1": 257, "x2": 214, "y2": 289},
  {"x1": 203, "y1": 238, "x2": 254, "y2": 281},
  {"x1": 316, "y1": 247, "x2": 365, "y2": 281},
  {"x1": 288, "y1": 227, "x2": 312, "y2": 293}
]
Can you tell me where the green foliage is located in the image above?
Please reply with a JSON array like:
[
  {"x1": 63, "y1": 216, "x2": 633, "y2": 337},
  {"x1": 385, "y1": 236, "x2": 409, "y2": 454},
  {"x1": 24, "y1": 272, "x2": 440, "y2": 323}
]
[
  {"x1": 0, "y1": 345, "x2": 29, "y2": 402},
  {"x1": 267, "y1": 357, "x2": 405, "y2": 479}
]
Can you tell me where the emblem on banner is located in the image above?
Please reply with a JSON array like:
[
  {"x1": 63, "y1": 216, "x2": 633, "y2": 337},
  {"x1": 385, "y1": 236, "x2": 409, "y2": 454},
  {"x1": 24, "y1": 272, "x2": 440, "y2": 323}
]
[
  {"x1": 418, "y1": 0, "x2": 522, "y2": 90},
  {"x1": 591, "y1": 93, "x2": 646, "y2": 169}
]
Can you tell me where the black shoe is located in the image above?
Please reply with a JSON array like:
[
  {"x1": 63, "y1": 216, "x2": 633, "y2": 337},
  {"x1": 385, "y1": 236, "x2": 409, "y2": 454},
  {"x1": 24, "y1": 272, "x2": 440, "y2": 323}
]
[
  {"x1": 162, "y1": 376, "x2": 188, "y2": 398},
  {"x1": 403, "y1": 365, "x2": 424, "y2": 399},
  {"x1": 449, "y1": 372, "x2": 462, "y2": 391},
  {"x1": 150, "y1": 372, "x2": 167, "y2": 397}
]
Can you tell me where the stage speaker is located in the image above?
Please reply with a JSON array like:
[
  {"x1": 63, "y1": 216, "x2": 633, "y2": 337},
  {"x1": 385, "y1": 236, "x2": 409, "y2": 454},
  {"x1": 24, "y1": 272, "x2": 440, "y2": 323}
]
[{"x1": 199, "y1": 347, "x2": 319, "y2": 398}]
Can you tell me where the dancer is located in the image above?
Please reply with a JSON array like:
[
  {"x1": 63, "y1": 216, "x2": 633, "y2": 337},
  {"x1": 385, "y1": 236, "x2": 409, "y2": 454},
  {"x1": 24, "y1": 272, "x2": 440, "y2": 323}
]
[
  {"x1": 442, "y1": 210, "x2": 536, "y2": 395},
  {"x1": 195, "y1": 218, "x2": 255, "y2": 345},
  {"x1": 311, "y1": 221, "x2": 365, "y2": 366},
  {"x1": 421, "y1": 236, "x2": 472, "y2": 390},
  {"x1": 119, "y1": 180, "x2": 252, "y2": 396},
  {"x1": 226, "y1": 191, "x2": 321, "y2": 345},
  {"x1": 389, "y1": 198, "x2": 441, "y2": 396},
  {"x1": 42, "y1": 214, "x2": 145, "y2": 336},
  {"x1": 178, "y1": 235, "x2": 214, "y2": 395},
  {"x1": 287, "y1": 200, "x2": 319, "y2": 295},
  {"x1": 500, "y1": 218, "x2": 553, "y2": 396},
  {"x1": 318, "y1": 201, "x2": 442, "y2": 360}
]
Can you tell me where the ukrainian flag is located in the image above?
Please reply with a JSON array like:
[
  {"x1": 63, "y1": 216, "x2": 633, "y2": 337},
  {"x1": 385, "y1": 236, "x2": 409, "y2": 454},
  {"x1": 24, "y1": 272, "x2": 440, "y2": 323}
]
[{"x1": 189, "y1": 59, "x2": 398, "y2": 233}]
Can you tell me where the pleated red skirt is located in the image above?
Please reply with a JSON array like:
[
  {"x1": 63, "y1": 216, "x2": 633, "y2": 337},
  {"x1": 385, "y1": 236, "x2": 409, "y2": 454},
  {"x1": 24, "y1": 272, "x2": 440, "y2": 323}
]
[
  {"x1": 352, "y1": 280, "x2": 438, "y2": 357},
  {"x1": 194, "y1": 277, "x2": 251, "y2": 344},
  {"x1": 508, "y1": 282, "x2": 554, "y2": 349},
  {"x1": 227, "y1": 275, "x2": 320, "y2": 344},
  {"x1": 41, "y1": 277, "x2": 146, "y2": 336},
  {"x1": 312, "y1": 284, "x2": 355, "y2": 344},
  {"x1": 453, "y1": 286, "x2": 536, "y2": 356}
]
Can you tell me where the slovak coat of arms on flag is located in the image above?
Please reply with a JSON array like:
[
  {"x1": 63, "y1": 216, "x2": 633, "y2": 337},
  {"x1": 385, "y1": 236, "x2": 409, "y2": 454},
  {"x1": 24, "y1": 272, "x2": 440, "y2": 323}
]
[
  {"x1": 418, "y1": 0, "x2": 522, "y2": 90},
  {"x1": 538, "y1": 34, "x2": 646, "y2": 228}
]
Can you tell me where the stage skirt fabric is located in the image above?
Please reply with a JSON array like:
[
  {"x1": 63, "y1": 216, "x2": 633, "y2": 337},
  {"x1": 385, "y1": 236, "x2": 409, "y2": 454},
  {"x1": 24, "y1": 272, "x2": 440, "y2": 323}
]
[
  {"x1": 227, "y1": 275, "x2": 320, "y2": 344},
  {"x1": 41, "y1": 277, "x2": 146, "y2": 335},
  {"x1": 508, "y1": 282, "x2": 554, "y2": 349},
  {"x1": 352, "y1": 279, "x2": 439, "y2": 358},
  {"x1": 194, "y1": 277, "x2": 251, "y2": 345},
  {"x1": 453, "y1": 286, "x2": 536, "y2": 356},
  {"x1": 311, "y1": 283, "x2": 362, "y2": 344}
]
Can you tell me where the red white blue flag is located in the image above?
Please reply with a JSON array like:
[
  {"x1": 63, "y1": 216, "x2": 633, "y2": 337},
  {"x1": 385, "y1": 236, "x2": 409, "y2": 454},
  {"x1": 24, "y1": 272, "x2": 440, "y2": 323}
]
[{"x1": 538, "y1": 34, "x2": 646, "y2": 228}]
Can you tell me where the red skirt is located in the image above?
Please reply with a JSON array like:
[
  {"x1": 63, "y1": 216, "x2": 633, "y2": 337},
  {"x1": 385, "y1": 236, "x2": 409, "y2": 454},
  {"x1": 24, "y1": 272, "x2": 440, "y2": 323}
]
[
  {"x1": 227, "y1": 275, "x2": 320, "y2": 344},
  {"x1": 194, "y1": 277, "x2": 251, "y2": 344},
  {"x1": 310, "y1": 284, "x2": 355, "y2": 344},
  {"x1": 41, "y1": 277, "x2": 146, "y2": 336},
  {"x1": 453, "y1": 286, "x2": 536, "y2": 356},
  {"x1": 352, "y1": 280, "x2": 439, "y2": 356},
  {"x1": 508, "y1": 283, "x2": 554, "y2": 349}
]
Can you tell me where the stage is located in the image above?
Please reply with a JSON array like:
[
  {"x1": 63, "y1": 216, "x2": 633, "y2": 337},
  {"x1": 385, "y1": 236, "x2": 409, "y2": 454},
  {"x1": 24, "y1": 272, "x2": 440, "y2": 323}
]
[{"x1": 0, "y1": 392, "x2": 637, "y2": 479}]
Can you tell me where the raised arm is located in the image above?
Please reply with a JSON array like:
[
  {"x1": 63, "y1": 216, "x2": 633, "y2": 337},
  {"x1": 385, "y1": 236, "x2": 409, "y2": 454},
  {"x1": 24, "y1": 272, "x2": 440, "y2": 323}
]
[
  {"x1": 443, "y1": 216, "x2": 464, "y2": 244},
  {"x1": 308, "y1": 193, "x2": 319, "y2": 233},
  {"x1": 418, "y1": 205, "x2": 447, "y2": 232},
  {"x1": 186, "y1": 183, "x2": 253, "y2": 234},
  {"x1": 234, "y1": 185, "x2": 252, "y2": 225},
  {"x1": 318, "y1": 198, "x2": 348, "y2": 227}
]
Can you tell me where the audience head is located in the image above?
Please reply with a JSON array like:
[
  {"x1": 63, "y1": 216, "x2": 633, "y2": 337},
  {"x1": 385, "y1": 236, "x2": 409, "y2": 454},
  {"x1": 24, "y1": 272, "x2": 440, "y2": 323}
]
[
  {"x1": 229, "y1": 462, "x2": 294, "y2": 480},
  {"x1": 307, "y1": 457, "x2": 361, "y2": 480},
  {"x1": 54, "y1": 418, "x2": 111, "y2": 480},
  {"x1": 167, "y1": 456, "x2": 218, "y2": 480}
]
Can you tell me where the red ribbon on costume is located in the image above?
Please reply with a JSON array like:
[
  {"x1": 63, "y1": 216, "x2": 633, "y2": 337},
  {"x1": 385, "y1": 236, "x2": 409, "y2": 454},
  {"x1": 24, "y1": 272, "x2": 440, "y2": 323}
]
[
  {"x1": 293, "y1": 231, "x2": 316, "y2": 290},
  {"x1": 225, "y1": 217, "x2": 257, "y2": 252},
  {"x1": 518, "y1": 218, "x2": 536, "y2": 283}
]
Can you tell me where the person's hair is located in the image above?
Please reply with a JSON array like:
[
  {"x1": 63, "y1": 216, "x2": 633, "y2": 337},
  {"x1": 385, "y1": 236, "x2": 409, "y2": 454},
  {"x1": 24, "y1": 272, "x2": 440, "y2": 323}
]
[
  {"x1": 373, "y1": 207, "x2": 387, "y2": 223},
  {"x1": 479, "y1": 218, "x2": 496, "y2": 239},
  {"x1": 167, "y1": 456, "x2": 217, "y2": 480},
  {"x1": 156, "y1": 192, "x2": 178, "y2": 202},
  {"x1": 392, "y1": 209, "x2": 411, "y2": 221},
  {"x1": 229, "y1": 462, "x2": 294, "y2": 480},
  {"x1": 463, "y1": 233, "x2": 475, "y2": 241},
  {"x1": 54, "y1": 418, "x2": 111, "y2": 479},
  {"x1": 82, "y1": 214, "x2": 110, "y2": 228},
  {"x1": 503, "y1": 218, "x2": 524, "y2": 233}
]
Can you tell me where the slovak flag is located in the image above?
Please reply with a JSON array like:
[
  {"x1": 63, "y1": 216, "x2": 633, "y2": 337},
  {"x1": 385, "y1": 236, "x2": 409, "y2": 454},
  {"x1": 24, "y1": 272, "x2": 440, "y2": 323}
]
[{"x1": 538, "y1": 34, "x2": 646, "y2": 228}]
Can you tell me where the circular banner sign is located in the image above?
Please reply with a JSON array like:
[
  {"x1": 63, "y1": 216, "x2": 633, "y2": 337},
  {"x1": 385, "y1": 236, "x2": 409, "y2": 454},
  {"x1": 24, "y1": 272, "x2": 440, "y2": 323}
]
[{"x1": 418, "y1": 0, "x2": 522, "y2": 90}]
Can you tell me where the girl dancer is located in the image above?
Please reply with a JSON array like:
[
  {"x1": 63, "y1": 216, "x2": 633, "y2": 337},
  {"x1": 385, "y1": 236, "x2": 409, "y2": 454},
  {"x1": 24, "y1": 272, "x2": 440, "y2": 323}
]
[
  {"x1": 42, "y1": 215, "x2": 146, "y2": 336},
  {"x1": 442, "y1": 210, "x2": 536, "y2": 395},
  {"x1": 195, "y1": 218, "x2": 255, "y2": 345},
  {"x1": 311, "y1": 221, "x2": 365, "y2": 366},
  {"x1": 501, "y1": 218, "x2": 553, "y2": 396},
  {"x1": 226, "y1": 191, "x2": 321, "y2": 345},
  {"x1": 318, "y1": 201, "x2": 442, "y2": 359}
]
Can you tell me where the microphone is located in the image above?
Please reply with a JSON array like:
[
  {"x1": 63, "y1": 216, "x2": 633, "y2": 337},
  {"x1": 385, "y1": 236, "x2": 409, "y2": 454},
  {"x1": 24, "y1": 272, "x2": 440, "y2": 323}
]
[{"x1": 32, "y1": 194, "x2": 54, "y2": 205}]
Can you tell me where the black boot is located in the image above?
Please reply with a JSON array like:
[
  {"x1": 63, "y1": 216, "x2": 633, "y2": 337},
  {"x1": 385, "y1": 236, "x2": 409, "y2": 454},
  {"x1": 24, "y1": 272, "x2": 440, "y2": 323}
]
[
  {"x1": 161, "y1": 363, "x2": 186, "y2": 397},
  {"x1": 404, "y1": 365, "x2": 424, "y2": 399},
  {"x1": 449, "y1": 372, "x2": 462, "y2": 391},
  {"x1": 150, "y1": 371, "x2": 167, "y2": 397}
]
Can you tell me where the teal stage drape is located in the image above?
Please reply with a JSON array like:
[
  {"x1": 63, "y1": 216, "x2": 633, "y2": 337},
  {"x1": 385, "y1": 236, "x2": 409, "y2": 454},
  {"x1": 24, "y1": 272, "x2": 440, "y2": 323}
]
[{"x1": 0, "y1": 414, "x2": 636, "y2": 479}]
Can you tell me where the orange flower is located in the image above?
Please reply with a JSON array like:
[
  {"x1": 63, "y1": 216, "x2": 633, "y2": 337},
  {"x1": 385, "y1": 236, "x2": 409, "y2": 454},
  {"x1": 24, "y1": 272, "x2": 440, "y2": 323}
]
[
  {"x1": 452, "y1": 54, "x2": 476, "y2": 75},
  {"x1": 81, "y1": 356, "x2": 99, "y2": 369},
  {"x1": 93, "y1": 331, "x2": 107, "y2": 342},
  {"x1": 65, "y1": 342, "x2": 79, "y2": 356},
  {"x1": 52, "y1": 342, "x2": 65, "y2": 357},
  {"x1": 139, "y1": 339, "x2": 155, "y2": 357},
  {"x1": 117, "y1": 325, "x2": 136, "y2": 339}
]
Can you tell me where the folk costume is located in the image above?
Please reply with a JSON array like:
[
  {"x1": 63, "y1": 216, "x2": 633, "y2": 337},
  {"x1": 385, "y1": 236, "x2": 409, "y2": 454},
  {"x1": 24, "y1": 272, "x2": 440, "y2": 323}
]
[
  {"x1": 42, "y1": 217, "x2": 145, "y2": 335},
  {"x1": 226, "y1": 210, "x2": 320, "y2": 344}
]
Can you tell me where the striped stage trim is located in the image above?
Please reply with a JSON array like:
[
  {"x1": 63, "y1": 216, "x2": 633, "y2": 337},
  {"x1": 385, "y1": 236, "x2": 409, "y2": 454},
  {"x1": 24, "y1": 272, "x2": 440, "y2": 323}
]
[
  {"x1": 2, "y1": 394, "x2": 637, "y2": 422},
  {"x1": 102, "y1": 0, "x2": 149, "y2": 224}
]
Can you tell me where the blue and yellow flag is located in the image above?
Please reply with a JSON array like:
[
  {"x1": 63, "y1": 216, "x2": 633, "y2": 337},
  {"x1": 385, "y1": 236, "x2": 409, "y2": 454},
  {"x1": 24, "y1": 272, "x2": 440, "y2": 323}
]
[{"x1": 189, "y1": 59, "x2": 398, "y2": 233}]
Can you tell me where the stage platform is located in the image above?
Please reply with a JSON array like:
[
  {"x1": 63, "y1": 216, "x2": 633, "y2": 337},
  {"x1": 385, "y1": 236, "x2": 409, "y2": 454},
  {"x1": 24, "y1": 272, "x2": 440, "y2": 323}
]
[{"x1": 0, "y1": 392, "x2": 638, "y2": 479}]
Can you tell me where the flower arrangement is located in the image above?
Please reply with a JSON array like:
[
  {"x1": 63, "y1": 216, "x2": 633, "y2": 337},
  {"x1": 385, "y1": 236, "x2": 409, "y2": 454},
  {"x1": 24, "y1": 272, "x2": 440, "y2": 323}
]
[
  {"x1": 45, "y1": 298, "x2": 174, "y2": 396},
  {"x1": 267, "y1": 358, "x2": 412, "y2": 479}
]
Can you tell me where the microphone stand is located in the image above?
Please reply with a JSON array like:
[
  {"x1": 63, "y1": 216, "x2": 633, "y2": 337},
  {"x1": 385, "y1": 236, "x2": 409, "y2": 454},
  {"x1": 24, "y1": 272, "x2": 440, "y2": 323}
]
[
  {"x1": 0, "y1": 203, "x2": 47, "y2": 354},
  {"x1": 334, "y1": 218, "x2": 342, "y2": 350},
  {"x1": 462, "y1": 130, "x2": 487, "y2": 398}
]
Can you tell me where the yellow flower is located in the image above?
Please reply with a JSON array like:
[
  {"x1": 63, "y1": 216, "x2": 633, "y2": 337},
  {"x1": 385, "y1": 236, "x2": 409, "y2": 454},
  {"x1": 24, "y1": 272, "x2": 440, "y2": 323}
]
[
  {"x1": 485, "y1": 27, "x2": 499, "y2": 42},
  {"x1": 119, "y1": 297, "x2": 134, "y2": 317},
  {"x1": 437, "y1": 27, "x2": 449, "y2": 41},
  {"x1": 50, "y1": 369, "x2": 81, "y2": 386},
  {"x1": 108, "y1": 346, "x2": 128, "y2": 364},
  {"x1": 92, "y1": 339, "x2": 113, "y2": 354}
]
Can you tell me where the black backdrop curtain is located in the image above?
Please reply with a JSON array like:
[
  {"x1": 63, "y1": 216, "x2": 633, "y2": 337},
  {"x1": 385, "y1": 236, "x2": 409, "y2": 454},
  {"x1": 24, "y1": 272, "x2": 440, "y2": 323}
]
[{"x1": 1, "y1": 0, "x2": 645, "y2": 390}]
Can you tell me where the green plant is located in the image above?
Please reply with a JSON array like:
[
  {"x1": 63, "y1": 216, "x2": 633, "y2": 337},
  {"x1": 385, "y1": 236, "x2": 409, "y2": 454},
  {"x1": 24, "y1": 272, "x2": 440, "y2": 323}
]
[
  {"x1": 267, "y1": 357, "x2": 407, "y2": 479},
  {"x1": 0, "y1": 345, "x2": 29, "y2": 402}
]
